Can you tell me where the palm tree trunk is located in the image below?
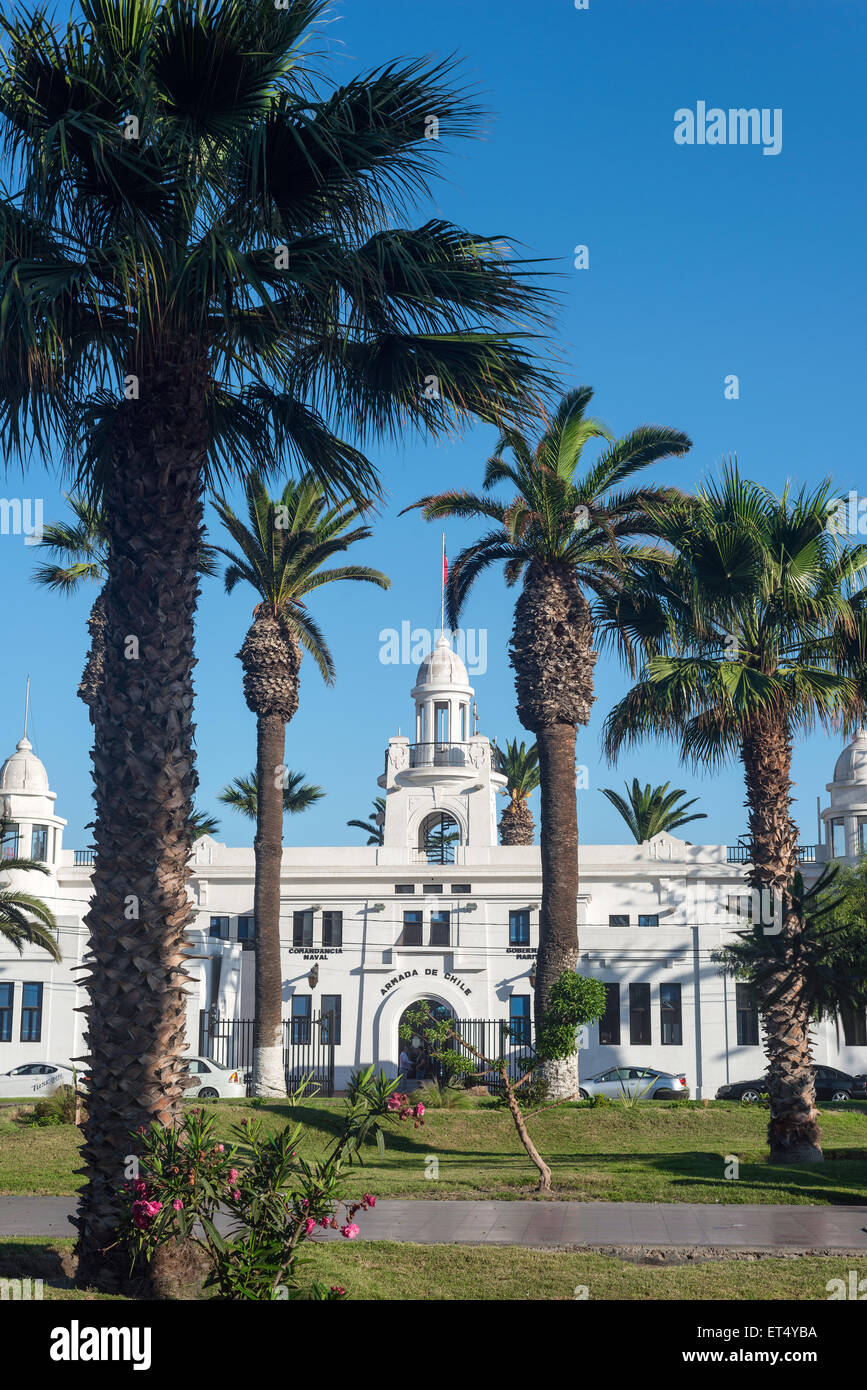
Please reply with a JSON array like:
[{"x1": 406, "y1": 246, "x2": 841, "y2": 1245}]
[
  {"x1": 499, "y1": 797, "x2": 535, "y2": 846},
  {"x1": 252, "y1": 713, "x2": 287, "y2": 1096},
  {"x1": 534, "y1": 723, "x2": 579, "y2": 1098},
  {"x1": 78, "y1": 585, "x2": 107, "y2": 718},
  {"x1": 742, "y1": 711, "x2": 822, "y2": 1164},
  {"x1": 75, "y1": 344, "x2": 208, "y2": 1292}
]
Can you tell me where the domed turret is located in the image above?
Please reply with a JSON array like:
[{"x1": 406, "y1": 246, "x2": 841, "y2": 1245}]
[
  {"x1": 832, "y1": 729, "x2": 867, "y2": 785},
  {"x1": 822, "y1": 729, "x2": 867, "y2": 861},
  {"x1": 0, "y1": 737, "x2": 51, "y2": 795},
  {"x1": 414, "y1": 634, "x2": 471, "y2": 691},
  {"x1": 0, "y1": 727, "x2": 65, "y2": 871}
]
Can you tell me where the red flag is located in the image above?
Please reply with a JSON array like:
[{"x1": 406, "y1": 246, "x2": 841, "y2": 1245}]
[{"x1": 443, "y1": 551, "x2": 448, "y2": 587}]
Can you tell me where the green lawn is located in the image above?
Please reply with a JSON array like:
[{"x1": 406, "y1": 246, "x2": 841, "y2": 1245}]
[
  {"x1": 0, "y1": 1237, "x2": 861, "y2": 1301},
  {"x1": 2, "y1": 1098, "x2": 867, "y2": 1204}
]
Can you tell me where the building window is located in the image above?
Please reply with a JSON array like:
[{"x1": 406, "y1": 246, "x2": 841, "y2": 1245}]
[
  {"x1": 20, "y1": 983, "x2": 43, "y2": 1042},
  {"x1": 395, "y1": 884, "x2": 415, "y2": 895},
  {"x1": 291, "y1": 996, "x2": 311, "y2": 1045},
  {"x1": 599, "y1": 983, "x2": 621, "y2": 1045},
  {"x1": 841, "y1": 1005, "x2": 867, "y2": 1047},
  {"x1": 237, "y1": 916, "x2": 256, "y2": 941},
  {"x1": 660, "y1": 983, "x2": 682, "y2": 1046},
  {"x1": 460, "y1": 705, "x2": 467, "y2": 741},
  {"x1": 0, "y1": 823, "x2": 19, "y2": 860},
  {"x1": 451, "y1": 883, "x2": 472, "y2": 894},
  {"x1": 638, "y1": 914, "x2": 659, "y2": 928},
  {"x1": 401, "y1": 911, "x2": 422, "y2": 946},
  {"x1": 420, "y1": 812, "x2": 460, "y2": 865},
  {"x1": 430, "y1": 911, "x2": 450, "y2": 947},
  {"x1": 831, "y1": 818, "x2": 846, "y2": 858},
  {"x1": 209, "y1": 916, "x2": 229, "y2": 940},
  {"x1": 321, "y1": 995, "x2": 342, "y2": 1046},
  {"x1": 435, "y1": 702, "x2": 449, "y2": 743},
  {"x1": 509, "y1": 909, "x2": 530, "y2": 945},
  {"x1": 0, "y1": 983, "x2": 12, "y2": 1042},
  {"x1": 609, "y1": 914, "x2": 629, "y2": 927},
  {"x1": 510, "y1": 995, "x2": 531, "y2": 1045},
  {"x1": 629, "y1": 983, "x2": 651, "y2": 1045},
  {"x1": 735, "y1": 983, "x2": 759, "y2": 1045},
  {"x1": 293, "y1": 911, "x2": 313, "y2": 948},
  {"x1": 422, "y1": 882, "x2": 444, "y2": 894},
  {"x1": 31, "y1": 825, "x2": 49, "y2": 861},
  {"x1": 859, "y1": 820, "x2": 867, "y2": 856},
  {"x1": 322, "y1": 911, "x2": 343, "y2": 948}
]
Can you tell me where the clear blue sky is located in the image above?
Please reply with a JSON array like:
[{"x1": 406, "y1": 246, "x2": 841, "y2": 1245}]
[{"x1": 1, "y1": 0, "x2": 864, "y2": 853}]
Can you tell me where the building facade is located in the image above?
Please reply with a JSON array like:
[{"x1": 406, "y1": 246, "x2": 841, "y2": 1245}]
[{"x1": 2, "y1": 636, "x2": 867, "y2": 1096}]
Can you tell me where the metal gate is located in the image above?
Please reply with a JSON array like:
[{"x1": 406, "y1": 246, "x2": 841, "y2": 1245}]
[{"x1": 199, "y1": 1010, "x2": 336, "y2": 1097}]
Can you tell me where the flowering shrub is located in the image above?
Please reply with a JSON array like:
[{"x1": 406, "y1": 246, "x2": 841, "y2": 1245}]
[
  {"x1": 385, "y1": 1093, "x2": 426, "y2": 1127},
  {"x1": 118, "y1": 1066, "x2": 399, "y2": 1300}
]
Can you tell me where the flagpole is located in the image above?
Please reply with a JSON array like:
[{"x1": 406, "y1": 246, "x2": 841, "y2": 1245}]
[{"x1": 440, "y1": 532, "x2": 445, "y2": 638}]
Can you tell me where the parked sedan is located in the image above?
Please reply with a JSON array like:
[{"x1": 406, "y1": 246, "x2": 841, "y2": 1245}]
[
  {"x1": 579, "y1": 1066, "x2": 690, "y2": 1101},
  {"x1": 0, "y1": 1062, "x2": 84, "y2": 1097},
  {"x1": 717, "y1": 1065, "x2": 867, "y2": 1103},
  {"x1": 183, "y1": 1057, "x2": 246, "y2": 1100}
]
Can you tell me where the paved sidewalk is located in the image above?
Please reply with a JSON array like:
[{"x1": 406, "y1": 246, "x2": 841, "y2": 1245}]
[{"x1": 2, "y1": 1196, "x2": 867, "y2": 1250}]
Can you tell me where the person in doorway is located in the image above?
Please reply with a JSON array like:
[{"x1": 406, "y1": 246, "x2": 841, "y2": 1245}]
[{"x1": 398, "y1": 1045, "x2": 412, "y2": 1083}]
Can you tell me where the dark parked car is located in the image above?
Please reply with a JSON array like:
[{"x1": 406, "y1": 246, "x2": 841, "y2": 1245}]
[{"x1": 717, "y1": 1065, "x2": 867, "y2": 1103}]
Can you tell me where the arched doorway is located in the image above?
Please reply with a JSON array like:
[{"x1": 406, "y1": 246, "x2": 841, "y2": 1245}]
[
  {"x1": 418, "y1": 811, "x2": 461, "y2": 864},
  {"x1": 398, "y1": 998, "x2": 454, "y2": 1081}
]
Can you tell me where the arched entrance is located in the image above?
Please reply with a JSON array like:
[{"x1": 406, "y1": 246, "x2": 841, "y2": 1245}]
[
  {"x1": 418, "y1": 811, "x2": 461, "y2": 864},
  {"x1": 398, "y1": 997, "x2": 454, "y2": 1081}
]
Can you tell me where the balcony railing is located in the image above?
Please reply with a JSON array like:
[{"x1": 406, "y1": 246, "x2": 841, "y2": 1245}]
[
  {"x1": 74, "y1": 849, "x2": 95, "y2": 866},
  {"x1": 409, "y1": 741, "x2": 473, "y2": 769},
  {"x1": 726, "y1": 843, "x2": 818, "y2": 865}
]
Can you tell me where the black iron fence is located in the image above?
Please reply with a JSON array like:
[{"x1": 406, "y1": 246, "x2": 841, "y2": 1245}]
[
  {"x1": 199, "y1": 1010, "x2": 335, "y2": 1097},
  {"x1": 431, "y1": 1017, "x2": 535, "y2": 1094}
]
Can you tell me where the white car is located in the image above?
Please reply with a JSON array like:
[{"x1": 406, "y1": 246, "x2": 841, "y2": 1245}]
[
  {"x1": 183, "y1": 1057, "x2": 246, "y2": 1100},
  {"x1": 0, "y1": 1062, "x2": 83, "y2": 1097}
]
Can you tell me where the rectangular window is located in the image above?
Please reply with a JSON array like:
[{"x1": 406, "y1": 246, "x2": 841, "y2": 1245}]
[
  {"x1": 599, "y1": 983, "x2": 621, "y2": 1045},
  {"x1": 510, "y1": 995, "x2": 531, "y2": 1045},
  {"x1": 831, "y1": 818, "x2": 846, "y2": 858},
  {"x1": 321, "y1": 995, "x2": 342, "y2": 1046},
  {"x1": 237, "y1": 916, "x2": 256, "y2": 941},
  {"x1": 735, "y1": 983, "x2": 759, "y2": 1045},
  {"x1": 609, "y1": 914, "x2": 629, "y2": 927},
  {"x1": 31, "y1": 825, "x2": 49, "y2": 861},
  {"x1": 638, "y1": 914, "x2": 659, "y2": 928},
  {"x1": 395, "y1": 884, "x2": 415, "y2": 895},
  {"x1": 435, "y1": 702, "x2": 449, "y2": 742},
  {"x1": 629, "y1": 983, "x2": 651, "y2": 1045},
  {"x1": 293, "y1": 911, "x2": 313, "y2": 948},
  {"x1": 509, "y1": 909, "x2": 530, "y2": 945},
  {"x1": 859, "y1": 820, "x2": 867, "y2": 856},
  {"x1": 460, "y1": 705, "x2": 467, "y2": 741},
  {"x1": 291, "y1": 995, "x2": 311, "y2": 1045},
  {"x1": 20, "y1": 983, "x2": 43, "y2": 1043},
  {"x1": 451, "y1": 883, "x2": 472, "y2": 894},
  {"x1": 423, "y1": 883, "x2": 444, "y2": 894},
  {"x1": 322, "y1": 911, "x2": 343, "y2": 948},
  {"x1": 660, "y1": 983, "x2": 683, "y2": 1046},
  {"x1": 0, "y1": 823, "x2": 19, "y2": 860},
  {"x1": 401, "y1": 911, "x2": 422, "y2": 946},
  {"x1": 209, "y1": 916, "x2": 229, "y2": 940},
  {"x1": 0, "y1": 983, "x2": 12, "y2": 1042},
  {"x1": 841, "y1": 1004, "x2": 867, "y2": 1047},
  {"x1": 430, "y1": 910, "x2": 450, "y2": 947}
]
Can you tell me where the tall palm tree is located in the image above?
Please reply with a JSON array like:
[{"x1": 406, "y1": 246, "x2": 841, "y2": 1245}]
[
  {"x1": 213, "y1": 473, "x2": 388, "y2": 1095},
  {"x1": 600, "y1": 779, "x2": 706, "y2": 843},
  {"x1": 347, "y1": 796, "x2": 386, "y2": 846},
  {"x1": 0, "y1": 0, "x2": 550, "y2": 1287},
  {"x1": 492, "y1": 738, "x2": 539, "y2": 845},
  {"x1": 0, "y1": 819, "x2": 61, "y2": 961},
  {"x1": 219, "y1": 770, "x2": 324, "y2": 821},
  {"x1": 602, "y1": 466, "x2": 867, "y2": 1162},
  {"x1": 411, "y1": 385, "x2": 691, "y2": 1095}
]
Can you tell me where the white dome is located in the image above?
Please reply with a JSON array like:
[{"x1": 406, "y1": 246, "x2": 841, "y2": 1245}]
[
  {"x1": 415, "y1": 634, "x2": 470, "y2": 690},
  {"x1": 833, "y1": 729, "x2": 867, "y2": 785},
  {"x1": 0, "y1": 737, "x2": 50, "y2": 795}
]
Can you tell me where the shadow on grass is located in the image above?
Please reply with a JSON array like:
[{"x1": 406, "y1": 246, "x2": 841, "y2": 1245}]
[{"x1": 0, "y1": 1237, "x2": 74, "y2": 1284}]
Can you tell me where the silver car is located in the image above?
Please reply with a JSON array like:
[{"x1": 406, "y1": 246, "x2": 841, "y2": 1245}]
[{"x1": 579, "y1": 1065, "x2": 690, "y2": 1101}]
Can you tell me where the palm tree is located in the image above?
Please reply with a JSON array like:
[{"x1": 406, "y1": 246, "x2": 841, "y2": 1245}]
[
  {"x1": 600, "y1": 779, "x2": 706, "y2": 843},
  {"x1": 602, "y1": 466, "x2": 867, "y2": 1162},
  {"x1": 190, "y1": 809, "x2": 221, "y2": 841},
  {"x1": 411, "y1": 385, "x2": 691, "y2": 1096},
  {"x1": 213, "y1": 473, "x2": 388, "y2": 1095},
  {"x1": 492, "y1": 738, "x2": 539, "y2": 845},
  {"x1": 0, "y1": 0, "x2": 550, "y2": 1287},
  {"x1": 347, "y1": 796, "x2": 386, "y2": 846},
  {"x1": 219, "y1": 770, "x2": 324, "y2": 821},
  {"x1": 0, "y1": 819, "x2": 61, "y2": 960}
]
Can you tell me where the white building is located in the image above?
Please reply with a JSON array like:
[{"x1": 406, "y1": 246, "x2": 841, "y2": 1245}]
[{"x1": 2, "y1": 637, "x2": 867, "y2": 1096}]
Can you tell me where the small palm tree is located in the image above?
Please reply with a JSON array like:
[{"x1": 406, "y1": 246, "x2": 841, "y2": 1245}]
[
  {"x1": 347, "y1": 796, "x2": 386, "y2": 846},
  {"x1": 602, "y1": 466, "x2": 867, "y2": 1162},
  {"x1": 492, "y1": 738, "x2": 539, "y2": 845},
  {"x1": 219, "y1": 771, "x2": 324, "y2": 822},
  {"x1": 214, "y1": 473, "x2": 388, "y2": 1095},
  {"x1": 600, "y1": 779, "x2": 706, "y2": 843},
  {"x1": 190, "y1": 809, "x2": 221, "y2": 841},
  {"x1": 0, "y1": 820, "x2": 60, "y2": 961},
  {"x1": 410, "y1": 385, "x2": 691, "y2": 1096}
]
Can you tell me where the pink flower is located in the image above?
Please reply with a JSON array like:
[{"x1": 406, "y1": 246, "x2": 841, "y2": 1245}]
[
  {"x1": 134, "y1": 1180, "x2": 147, "y2": 1196},
  {"x1": 319, "y1": 1217, "x2": 331, "y2": 1228},
  {"x1": 330, "y1": 1285, "x2": 346, "y2": 1297},
  {"x1": 304, "y1": 1218, "x2": 316, "y2": 1236},
  {"x1": 341, "y1": 1223, "x2": 360, "y2": 1240},
  {"x1": 145, "y1": 1200, "x2": 162, "y2": 1217},
  {"x1": 172, "y1": 1199, "x2": 184, "y2": 1211},
  {"x1": 232, "y1": 1189, "x2": 241, "y2": 1201},
  {"x1": 363, "y1": 1194, "x2": 376, "y2": 1208},
  {"x1": 215, "y1": 1144, "x2": 225, "y2": 1153},
  {"x1": 414, "y1": 1103, "x2": 425, "y2": 1118},
  {"x1": 228, "y1": 1168, "x2": 238, "y2": 1183}
]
